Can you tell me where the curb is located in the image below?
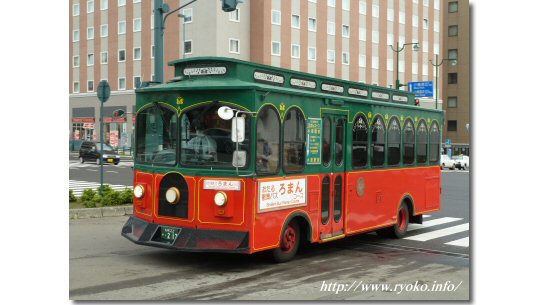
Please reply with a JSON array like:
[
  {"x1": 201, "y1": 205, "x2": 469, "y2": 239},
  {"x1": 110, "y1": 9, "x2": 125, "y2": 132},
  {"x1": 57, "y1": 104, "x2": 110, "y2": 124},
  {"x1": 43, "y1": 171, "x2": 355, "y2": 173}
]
[{"x1": 70, "y1": 205, "x2": 133, "y2": 219}]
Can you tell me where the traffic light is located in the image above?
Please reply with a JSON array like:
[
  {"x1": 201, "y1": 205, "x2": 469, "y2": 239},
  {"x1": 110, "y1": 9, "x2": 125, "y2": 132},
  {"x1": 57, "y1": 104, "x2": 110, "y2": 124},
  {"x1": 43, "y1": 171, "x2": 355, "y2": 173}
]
[{"x1": 221, "y1": 0, "x2": 241, "y2": 12}]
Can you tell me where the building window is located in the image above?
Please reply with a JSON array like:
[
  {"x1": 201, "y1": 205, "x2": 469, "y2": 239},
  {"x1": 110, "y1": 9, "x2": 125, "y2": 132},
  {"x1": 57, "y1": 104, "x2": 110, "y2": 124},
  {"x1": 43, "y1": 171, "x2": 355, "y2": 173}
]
[
  {"x1": 387, "y1": 33, "x2": 394, "y2": 45},
  {"x1": 292, "y1": 14, "x2": 300, "y2": 28},
  {"x1": 413, "y1": 15, "x2": 418, "y2": 27},
  {"x1": 372, "y1": 5, "x2": 379, "y2": 17},
  {"x1": 183, "y1": 8, "x2": 192, "y2": 23},
  {"x1": 429, "y1": 122, "x2": 440, "y2": 164},
  {"x1": 291, "y1": 44, "x2": 300, "y2": 58},
  {"x1": 73, "y1": 3, "x2": 80, "y2": 16},
  {"x1": 434, "y1": 21, "x2": 440, "y2": 32},
  {"x1": 352, "y1": 115, "x2": 368, "y2": 168},
  {"x1": 424, "y1": 0, "x2": 430, "y2": 6},
  {"x1": 448, "y1": 73, "x2": 458, "y2": 84},
  {"x1": 447, "y1": 120, "x2": 457, "y2": 131},
  {"x1": 229, "y1": 8, "x2": 240, "y2": 22},
  {"x1": 133, "y1": 47, "x2": 141, "y2": 60},
  {"x1": 372, "y1": 30, "x2": 379, "y2": 43},
  {"x1": 327, "y1": 50, "x2": 335, "y2": 63},
  {"x1": 423, "y1": 18, "x2": 429, "y2": 29},
  {"x1": 87, "y1": 53, "x2": 94, "y2": 66},
  {"x1": 88, "y1": 0, "x2": 94, "y2": 13},
  {"x1": 448, "y1": 96, "x2": 458, "y2": 108},
  {"x1": 417, "y1": 120, "x2": 428, "y2": 164},
  {"x1": 403, "y1": 119, "x2": 415, "y2": 165},
  {"x1": 342, "y1": 24, "x2": 350, "y2": 37},
  {"x1": 371, "y1": 116, "x2": 386, "y2": 167},
  {"x1": 308, "y1": 47, "x2": 316, "y2": 60},
  {"x1": 359, "y1": 27, "x2": 366, "y2": 41},
  {"x1": 308, "y1": 18, "x2": 317, "y2": 32},
  {"x1": 387, "y1": 118, "x2": 401, "y2": 166},
  {"x1": 73, "y1": 82, "x2": 80, "y2": 93},
  {"x1": 73, "y1": 56, "x2": 80, "y2": 67},
  {"x1": 448, "y1": 25, "x2": 459, "y2": 36},
  {"x1": 133, "y1": 0, "x2": 141, "y2": 3},
  {"x1": 256, "y1": 106, "x2": 280, "y2": 175},
  {"x1": 359, "y1": 1, "x2": 367, "y2": 14},
  {"x1": 327, "y1": 21, "x2": 335, "y2": 35},
  {"x1": 448, "y1": 1, "x2": 459, "y2": 13},
  {"x1": 118, "y1": 0, "x2": 126, "y2": 7},
  {"x1": 87, "y1": 27, "x2": 94, "y2": 40},
  {"x1": 448, "y1": 49, "x2": 458, "y2": 60},
  {"x1": 435, "y1": 0, "x2": 440, "y2": 10},
  {"x1": 271, "y1": 41, "x2": 281, "y2": 56},
  {"x1": 118, "y1": 78, "x2": 126, "y2": 90},
  {"x1": 272, "y1": 10, "x2": 281, "y2": 25},
  {"x1": 100, "y1": 24, "x2": 108, "y2": 37},
  {"x1": 359, "y1": 55, "x2": 366, "y2": 67},
  {"x1": 100, "y1": 52, "x2": 108, "y2": 64},
  {"x1": 372, "y1": 56, "x2": 379, "y2": 70},
  {"x1": 134, "y1": 76, "x2": 141, "y2": 88},
  {"x1": 283, "y1": 108, "x2": 306, "y2": 173},
  {"x1": 388, "y1": 9, "x2": 394, "y2": 21},
  {"x1": 343, "y1": 0, "x2": 350, "y2": 11},
  {"x1": 133, "y1": 18, "x2": 142, "y2": 32},
  {"x1": 229, "y1": 39, "x2": 240, "y2": 54},
  {"x1": 101, "y1": 0, "x2": 108, "y2": 10},
  {"x1": 399, "y1": 12, "x2": 406, "y2": 24},
  {"x1": 342, "y1": 52, "x2": 350, "y2": 65},
  {"x1": 328, "y1": 0, "x2": 336, "y2": 7},
  {"x1": 387, "y1": 58, "x2": 393, "y2": 71},
  {"x1": 87, "y1": 80, "x2": 94, "y2": 92},
  {"x1": 184, "y1": 40, "x2": 192, "y2": 54},
  {"x1": 412, "y1": 62, "x2": 418, "y2": 75},
  {"x1": 118, "y1": 21, "x2": 126, "y2": 34},
  {"x1": 118, "y1": 49, "x2": 126, "y2": 62},
  {"x1": 422, "y1": 63, "x2": 429, "y2": 76}
]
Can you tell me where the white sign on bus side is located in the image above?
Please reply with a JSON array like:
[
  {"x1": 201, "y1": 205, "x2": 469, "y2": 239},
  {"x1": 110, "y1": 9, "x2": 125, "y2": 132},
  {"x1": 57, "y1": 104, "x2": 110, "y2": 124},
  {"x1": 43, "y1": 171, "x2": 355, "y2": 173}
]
[{"x1": 258, "y1": 178, "x2": 307, "y2": 212}]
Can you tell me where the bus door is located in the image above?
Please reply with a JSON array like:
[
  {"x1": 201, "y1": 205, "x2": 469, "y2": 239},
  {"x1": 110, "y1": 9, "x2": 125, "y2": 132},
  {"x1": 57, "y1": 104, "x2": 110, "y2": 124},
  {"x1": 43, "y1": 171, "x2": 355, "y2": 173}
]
[{"x1": 319, "y1": 114, "x2": 346, "y2": 241}]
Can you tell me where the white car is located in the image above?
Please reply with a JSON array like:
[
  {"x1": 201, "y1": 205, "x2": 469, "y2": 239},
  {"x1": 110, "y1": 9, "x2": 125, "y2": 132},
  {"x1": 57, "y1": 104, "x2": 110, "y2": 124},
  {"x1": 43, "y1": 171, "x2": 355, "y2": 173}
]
[
  {"x1": 440, "y1": 154, "x2": 456, "y2": 170},
  {"x1": 452, "y1": 155, "x2": 470, "y2": 170}
]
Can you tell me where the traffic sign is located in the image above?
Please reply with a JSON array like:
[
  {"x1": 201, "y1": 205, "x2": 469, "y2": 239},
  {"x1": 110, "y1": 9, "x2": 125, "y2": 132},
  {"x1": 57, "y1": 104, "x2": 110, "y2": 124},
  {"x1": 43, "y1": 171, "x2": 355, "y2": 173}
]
[
  {"x1": 97, "y1": 80, "x2": 110, "y2": 103},
  {"x1": 408, "y1": 81, "x2": 434, "y2": 98}
]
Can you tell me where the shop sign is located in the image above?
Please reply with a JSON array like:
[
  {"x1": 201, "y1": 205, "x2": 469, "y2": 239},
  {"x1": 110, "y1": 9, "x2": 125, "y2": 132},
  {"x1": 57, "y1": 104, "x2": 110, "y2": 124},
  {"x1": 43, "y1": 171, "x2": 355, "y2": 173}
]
[
  {"x1": 258, "y1": 178, "x2": 307, "y2": 212},
  {"x1": 83, "y1": 123, "x2": 95, "y2": 129},
  {"x1": 72, "y1": 117, "x2": 95, "y2": 123}
]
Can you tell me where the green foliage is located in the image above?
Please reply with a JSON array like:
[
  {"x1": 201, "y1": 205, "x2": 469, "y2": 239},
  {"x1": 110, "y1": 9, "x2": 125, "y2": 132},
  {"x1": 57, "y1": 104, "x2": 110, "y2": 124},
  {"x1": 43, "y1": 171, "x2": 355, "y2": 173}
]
[
  {"x1": 77, "y1": 185, "x2": 133, "y2": 208},
  {"x1": 69, "y1": 189, "x2": 77, "y2": 202},
  {"x1": 102, "y1": 191, "x2": 122, "y2": 206},
  {"x1": 80, "y1": 188, "x2": 97, "y2": 203},
  {"x1": 119, "y1": 188, "x2": 134, "y2": 204}
]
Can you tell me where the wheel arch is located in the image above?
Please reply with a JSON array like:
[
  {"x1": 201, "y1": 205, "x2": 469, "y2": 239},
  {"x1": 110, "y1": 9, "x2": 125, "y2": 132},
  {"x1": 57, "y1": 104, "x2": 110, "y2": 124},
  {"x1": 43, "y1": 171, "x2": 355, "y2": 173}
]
[
  {"x1": 401, "y1": 194, "x2": 422, "y2": 224},
  {"x1": 282, "y1": 211, "x2": 314, "y2": 244}
]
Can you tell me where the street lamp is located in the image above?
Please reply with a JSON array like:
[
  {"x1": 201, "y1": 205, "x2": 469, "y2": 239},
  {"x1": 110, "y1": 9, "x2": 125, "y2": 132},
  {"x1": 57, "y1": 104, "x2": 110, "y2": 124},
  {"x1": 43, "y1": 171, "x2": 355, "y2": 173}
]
[
  {"x1": 389, "y1": 42, "x2": 420, "y2": 90},
  {"x1": 153, "y1": 0, "x2": 242, "y2": 83},
  {"x1": 430, "y1": 54, "x2": 457, "y2": 109}
]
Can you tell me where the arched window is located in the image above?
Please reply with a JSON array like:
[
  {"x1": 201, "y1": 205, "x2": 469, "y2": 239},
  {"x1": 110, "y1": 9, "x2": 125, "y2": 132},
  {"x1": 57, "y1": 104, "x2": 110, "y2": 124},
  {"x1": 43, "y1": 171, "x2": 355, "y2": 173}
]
[
  {"x1": 417, "y1": 120, "x2": 428, "y2": 164},
  {"x1": 429, "y1": 121, "x2": 440, "y2": 164},
  {"x1": 352, "y1": 114, "x2": 368, "y2": 168},
  {"x1": 283, "y1": 108, "x2": 306, "y2": 173},
  {"x1": 387, "y1": 117, "x2": 401, "y2": 166},
  {"x1": 322, "y1": 117, "x2": 331, "y2": 167},
  {"x1": 256, "y1": 106, "x2": 280, "y2": 174},
  {"x1": 371, "y1": 115, "x2": 385, "y2": 167},
  {"x1": 403, "y1": 119, "x2": 415, "y2": 165}
]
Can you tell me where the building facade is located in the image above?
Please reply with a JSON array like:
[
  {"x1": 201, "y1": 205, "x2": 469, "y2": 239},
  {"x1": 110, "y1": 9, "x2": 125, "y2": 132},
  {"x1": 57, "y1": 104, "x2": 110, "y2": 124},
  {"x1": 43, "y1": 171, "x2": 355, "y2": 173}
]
[
  {"x1": 69, "y1": 0, "x2": 444, "y2": 148},
  {"x1": 442, "y1": 0, "x2": 469, "y2": 156}
]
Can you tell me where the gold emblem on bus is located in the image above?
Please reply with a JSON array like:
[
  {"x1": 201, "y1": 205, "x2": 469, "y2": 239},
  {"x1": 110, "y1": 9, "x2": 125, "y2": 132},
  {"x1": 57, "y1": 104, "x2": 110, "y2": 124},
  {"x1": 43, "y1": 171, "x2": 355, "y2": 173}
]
[{"x1": 176, "y1": 96, "x2": 184, "y2": 105}]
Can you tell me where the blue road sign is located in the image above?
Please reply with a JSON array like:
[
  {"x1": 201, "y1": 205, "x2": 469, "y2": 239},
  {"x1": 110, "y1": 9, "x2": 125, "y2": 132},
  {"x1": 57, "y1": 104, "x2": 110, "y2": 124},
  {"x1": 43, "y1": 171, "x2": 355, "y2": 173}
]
[{"x1": 408, "y1": 81, "x2": 434, "y2": 98}]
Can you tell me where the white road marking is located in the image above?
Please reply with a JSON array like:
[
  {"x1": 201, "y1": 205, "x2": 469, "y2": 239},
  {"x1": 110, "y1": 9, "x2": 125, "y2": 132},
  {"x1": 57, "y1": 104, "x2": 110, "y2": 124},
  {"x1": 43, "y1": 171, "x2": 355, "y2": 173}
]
[
  {"x1": 444, "y1": 237, "x2": 469, "y2": 247},
  {"x1": 404, "y1": 223, "x2": 469, "y2": 242}
]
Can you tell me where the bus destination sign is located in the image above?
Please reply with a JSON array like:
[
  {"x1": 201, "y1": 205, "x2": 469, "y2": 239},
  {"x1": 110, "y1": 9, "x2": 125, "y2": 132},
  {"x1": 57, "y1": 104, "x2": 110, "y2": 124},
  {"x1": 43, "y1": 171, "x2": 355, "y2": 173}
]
[
  {"x1": 183, "y1": 66, "x2": 227, "y2": 76},
  {"x1": 253, "y1": 70, "x2": 285, "y2": 85}
]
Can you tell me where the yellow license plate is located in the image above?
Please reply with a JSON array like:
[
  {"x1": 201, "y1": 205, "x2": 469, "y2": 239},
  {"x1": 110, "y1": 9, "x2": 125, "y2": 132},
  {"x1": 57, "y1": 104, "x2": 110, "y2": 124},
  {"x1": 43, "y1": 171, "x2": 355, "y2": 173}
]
[{"x1": 107, "y1": 158, "x2": 114, "y2": 162}]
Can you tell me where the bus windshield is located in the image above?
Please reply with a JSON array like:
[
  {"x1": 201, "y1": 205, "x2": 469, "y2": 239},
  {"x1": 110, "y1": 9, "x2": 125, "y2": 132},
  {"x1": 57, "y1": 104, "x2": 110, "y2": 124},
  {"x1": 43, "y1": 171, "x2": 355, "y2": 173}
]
[
  {"x1": 135, "y1": 104, "x2": 178, "y2": 165},
  {"x1": 180, "y1": 102, "x2": 249, "y2": 168}
]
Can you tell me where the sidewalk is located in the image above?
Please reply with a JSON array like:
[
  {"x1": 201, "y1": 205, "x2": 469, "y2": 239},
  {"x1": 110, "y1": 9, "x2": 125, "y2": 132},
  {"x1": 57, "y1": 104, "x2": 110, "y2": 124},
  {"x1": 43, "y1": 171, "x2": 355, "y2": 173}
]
[{"x1": 70, "y1": 205, "x2": 133, "y2": 219}]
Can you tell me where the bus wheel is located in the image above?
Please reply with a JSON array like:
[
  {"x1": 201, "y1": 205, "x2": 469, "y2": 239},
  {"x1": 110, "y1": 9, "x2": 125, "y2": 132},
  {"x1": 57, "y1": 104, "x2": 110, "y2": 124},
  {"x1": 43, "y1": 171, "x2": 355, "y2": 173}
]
[
  {"x1": 272, "y1": 220, "x2": 300, "y2": 263},
  {"x1": 377, "y1": 203, "x2": 409, "y2": 239}
]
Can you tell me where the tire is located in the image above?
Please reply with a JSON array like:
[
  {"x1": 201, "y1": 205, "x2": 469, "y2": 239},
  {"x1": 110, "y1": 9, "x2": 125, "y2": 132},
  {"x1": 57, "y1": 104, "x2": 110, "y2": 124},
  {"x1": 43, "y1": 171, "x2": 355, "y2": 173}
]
[
  {"x1": 114, "y1": 161, "x2": 119, "y2": 165},
  {"x1": 376, "y1": 203, "x2": 409, "y2": 239},
  {"x1": 272, "y1": 220, "x2": 300, "y2": 263},
  {"x1": 79, "y1": 157, "x2": 84, "y2": 163},
  {"x1": 96, "y1": 158, "x2": 101, "y2": 165}
]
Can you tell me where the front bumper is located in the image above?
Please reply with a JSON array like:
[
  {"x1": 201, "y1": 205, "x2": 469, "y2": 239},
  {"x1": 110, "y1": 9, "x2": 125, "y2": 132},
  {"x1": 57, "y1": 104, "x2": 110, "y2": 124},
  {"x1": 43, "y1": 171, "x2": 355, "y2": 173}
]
[{"x1": 121, "y1": 216, "x2": 250, "y2": 253}]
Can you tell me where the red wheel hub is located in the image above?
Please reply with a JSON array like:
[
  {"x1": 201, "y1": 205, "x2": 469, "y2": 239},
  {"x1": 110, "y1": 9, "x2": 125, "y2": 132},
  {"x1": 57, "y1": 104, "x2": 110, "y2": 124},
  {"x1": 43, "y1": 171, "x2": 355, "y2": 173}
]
[
  {"x1": 398, "y1": 208, "x2": 408, "y2": 231},
  {"x1": 281, "y1": 226, "x2": 297, "y2": 252}
]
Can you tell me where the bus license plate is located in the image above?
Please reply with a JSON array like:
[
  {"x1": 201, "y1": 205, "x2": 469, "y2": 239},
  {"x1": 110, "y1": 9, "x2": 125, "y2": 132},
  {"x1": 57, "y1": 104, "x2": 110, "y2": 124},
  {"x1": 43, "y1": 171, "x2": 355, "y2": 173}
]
[{"x1": 161, "y1": 226, "x2": 180, "y2": 243}]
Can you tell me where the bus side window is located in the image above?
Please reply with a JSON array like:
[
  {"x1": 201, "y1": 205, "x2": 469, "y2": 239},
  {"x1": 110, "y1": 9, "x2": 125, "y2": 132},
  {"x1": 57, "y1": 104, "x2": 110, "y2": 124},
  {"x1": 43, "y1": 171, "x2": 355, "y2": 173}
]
[
  {"x1": 371, "y1": 115, "x2": 386, "y2": 167},
  {"x1": 352, "y1": 114, "x2": 368, "y2": 168},
  {"x1": 429, "y1": 121, "x2": 440, "y2": 164},
  {"x1": 403, "y1": 119, "x2": 415, "y2": 165},
  {"x1": 387, "y1": 117, "x2": 401, "y2": 166},
  {"x1": 417, "y1": 120, "x2": 428, "y2": 164},
  {"x1": 256, "y1": 106, "x2": 280, "y2": 175},
  {"x1": 283, "y1": 108, "x2": 306, "y2": 173}
]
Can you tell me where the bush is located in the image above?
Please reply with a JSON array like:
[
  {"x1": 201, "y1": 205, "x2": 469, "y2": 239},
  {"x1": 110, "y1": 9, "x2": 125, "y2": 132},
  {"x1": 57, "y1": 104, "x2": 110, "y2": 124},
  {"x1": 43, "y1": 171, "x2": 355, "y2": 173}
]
[
  {"x1": 78, "y1": 185, "x2": 134, "y2": 208},
  {"x1": 119, "y1": 188, "x2": 134, "y2": 204},
  {"x1": 80, "y1": 188, "x2": 97, "y2": 203},
  {"x1": 69, "y1": 189, "x2": 77, "y2": 202},
  {"x1": 102, "y1": 191, "x2": 122, "y2": 206}
]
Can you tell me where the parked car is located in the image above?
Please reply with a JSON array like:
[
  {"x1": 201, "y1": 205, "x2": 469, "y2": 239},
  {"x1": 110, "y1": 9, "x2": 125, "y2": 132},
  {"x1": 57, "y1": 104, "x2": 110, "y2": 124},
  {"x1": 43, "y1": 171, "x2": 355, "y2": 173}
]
[
  {"x1": 452, "y1": 155, "x2": 470, "y2": 170},
  {"x1": 440, "y1": 154, "x2": 456, "y2": 170},
  {"x1": 79, "y1": 141, "x2": 120, "y2": 165}
]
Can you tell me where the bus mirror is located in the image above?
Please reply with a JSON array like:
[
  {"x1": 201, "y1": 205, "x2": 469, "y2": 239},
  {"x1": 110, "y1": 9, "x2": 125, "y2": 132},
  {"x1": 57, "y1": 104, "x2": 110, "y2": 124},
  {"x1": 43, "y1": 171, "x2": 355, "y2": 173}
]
[
  {"x1": 231, "y1": 117, "x2": 245, "y2": 143},
  {"x1": 232, "y1": 150, "x2": 246, "y2": 167},
  {"x1": 217, "y1": 106, "x2": 234, "y2": 120}
]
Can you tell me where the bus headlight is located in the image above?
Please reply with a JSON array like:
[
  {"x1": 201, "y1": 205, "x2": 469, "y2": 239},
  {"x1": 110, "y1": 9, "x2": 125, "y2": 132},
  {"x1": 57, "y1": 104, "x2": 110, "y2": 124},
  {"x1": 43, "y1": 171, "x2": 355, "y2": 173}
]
[
  {"x1": 134, "y1": 185, "x2": 145, "y2": 199},
  {"x1": 165, "y1": 187, "x2": 181, "y2": 205},
  {"x1": 214, "y1": 191, "x2": 228, "y2": 207}
]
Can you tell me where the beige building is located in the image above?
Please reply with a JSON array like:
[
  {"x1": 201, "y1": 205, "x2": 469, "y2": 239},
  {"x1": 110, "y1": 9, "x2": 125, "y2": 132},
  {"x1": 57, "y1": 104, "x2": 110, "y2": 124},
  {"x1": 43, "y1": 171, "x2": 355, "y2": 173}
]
[
  {"x1": 69, "y1": 0, "x2": 444, "y2": 148},
  {"x1": 442, "y1": 0, "x2": 469, "y2": 155}
]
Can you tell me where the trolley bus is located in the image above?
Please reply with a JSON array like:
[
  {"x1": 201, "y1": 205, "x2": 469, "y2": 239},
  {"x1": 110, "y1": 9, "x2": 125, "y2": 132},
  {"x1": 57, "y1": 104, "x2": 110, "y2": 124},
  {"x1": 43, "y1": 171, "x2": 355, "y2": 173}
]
[{"x1": 121, "y1": 57, "x2": 442, "y2": 262}]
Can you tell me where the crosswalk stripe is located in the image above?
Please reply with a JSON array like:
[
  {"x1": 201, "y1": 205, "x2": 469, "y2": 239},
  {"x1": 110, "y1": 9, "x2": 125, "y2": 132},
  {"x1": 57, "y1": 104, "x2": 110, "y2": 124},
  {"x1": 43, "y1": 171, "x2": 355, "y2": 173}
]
[
  {"x1": 444, "y1": 237, "x2": 469, "y2": 247},
  {"x1": 407, "y1": 217, "x2": 462, "y2": 232},
  {"x1": 69, "y1": 180, "x2": 132, "y2": 196},
  {"x1": 404, "y1": 223, "x2": 469, "y2": 242}
]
